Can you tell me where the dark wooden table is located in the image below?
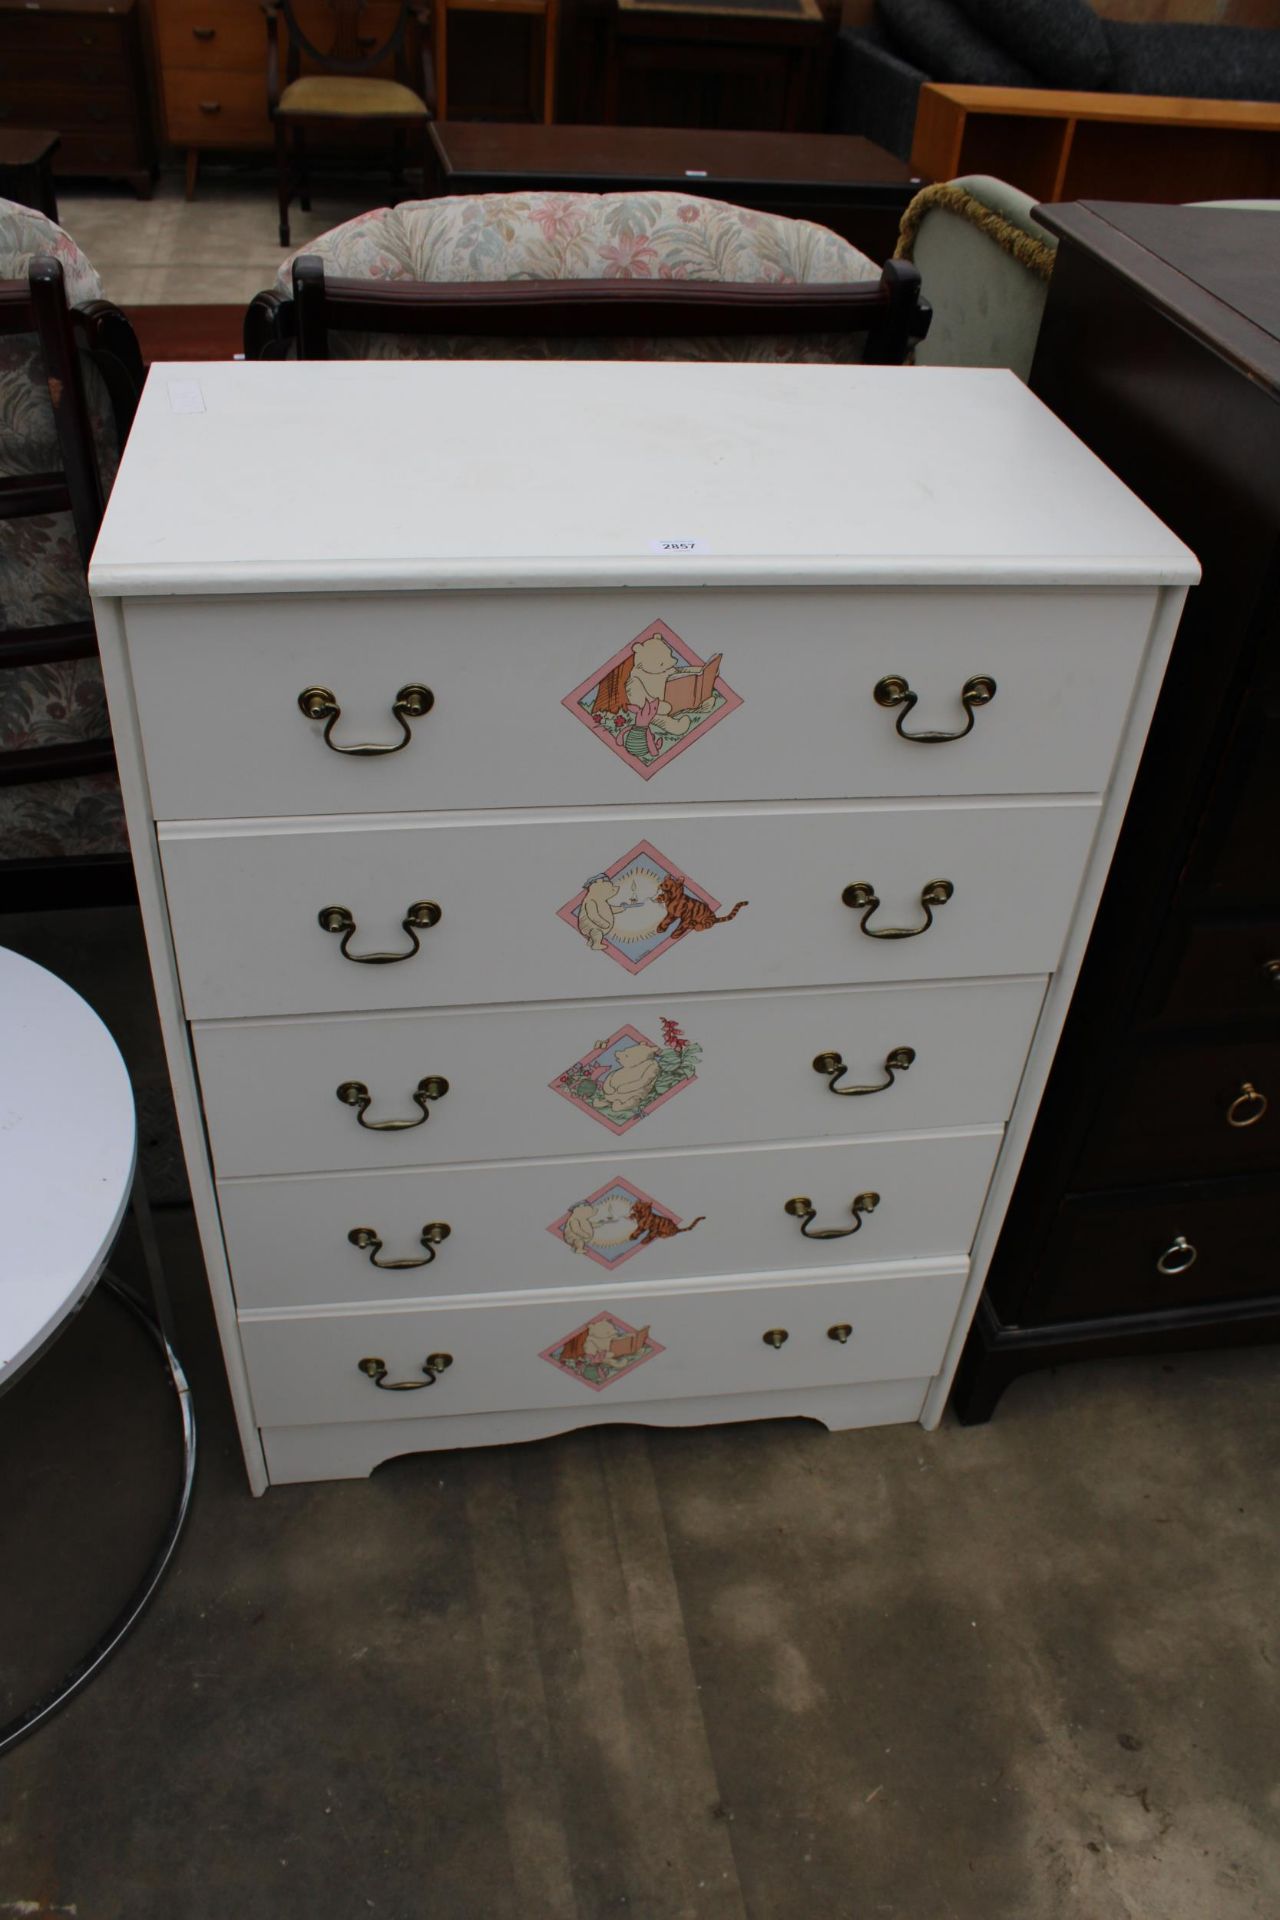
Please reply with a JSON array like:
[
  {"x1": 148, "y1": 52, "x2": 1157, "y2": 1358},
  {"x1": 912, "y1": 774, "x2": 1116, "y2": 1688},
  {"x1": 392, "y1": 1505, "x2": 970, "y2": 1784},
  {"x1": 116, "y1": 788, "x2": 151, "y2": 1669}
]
[
  {"x1": 427, "y1": 122, "x2": 924, "y2": 259},
  {"x1": 0, "y1": 130, "x2": 60, "y2": 221},
  {"x1": 953, "y1": 202, "x2": 1280, "y2": 1422}
]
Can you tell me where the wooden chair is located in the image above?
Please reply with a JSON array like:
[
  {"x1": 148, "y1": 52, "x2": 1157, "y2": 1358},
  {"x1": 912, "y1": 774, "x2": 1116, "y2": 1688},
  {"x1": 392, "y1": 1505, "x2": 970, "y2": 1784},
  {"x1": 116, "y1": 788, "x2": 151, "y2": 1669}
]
[
  {"x1": 0, "y1": 247, "x2": 144, "y2": 909},
  {"x1": 243, "y1": 192, "x2": 929, "y2": 364},
  {"x1": 431, "y1": 0, "x2": 558, "y2": 123},
  {"x1": 264, "y1": 0, "x2": 434, "y2": 248}
]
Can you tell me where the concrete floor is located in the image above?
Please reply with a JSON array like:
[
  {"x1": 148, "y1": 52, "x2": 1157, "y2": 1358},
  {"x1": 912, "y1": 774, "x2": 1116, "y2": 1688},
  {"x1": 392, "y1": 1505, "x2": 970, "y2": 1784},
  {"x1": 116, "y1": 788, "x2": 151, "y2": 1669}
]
[{"x1": 2, "y1": 908, "x2": 1279, "y2": 1919}]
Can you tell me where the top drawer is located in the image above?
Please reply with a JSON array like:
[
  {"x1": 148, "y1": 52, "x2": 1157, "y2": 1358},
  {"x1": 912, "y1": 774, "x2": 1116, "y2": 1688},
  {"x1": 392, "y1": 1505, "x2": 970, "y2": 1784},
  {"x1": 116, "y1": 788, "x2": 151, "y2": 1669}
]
[{"x1": 122, "y1": 586, "x2": 1157, "y2": 819}]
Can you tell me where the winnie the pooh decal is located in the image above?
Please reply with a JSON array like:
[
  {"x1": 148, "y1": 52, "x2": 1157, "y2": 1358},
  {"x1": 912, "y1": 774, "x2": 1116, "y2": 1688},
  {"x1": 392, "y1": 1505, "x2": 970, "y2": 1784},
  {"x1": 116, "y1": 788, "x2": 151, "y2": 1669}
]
[
  {"x1": 552, "y1": 1017, "x2": 701, "y2": 1136},
  {"x1": 540, "y1": 1312, "x2": 665, "y2": 1393},
  {"x1": 563, "y1": 618, "x2": 741, "y2": 778}
]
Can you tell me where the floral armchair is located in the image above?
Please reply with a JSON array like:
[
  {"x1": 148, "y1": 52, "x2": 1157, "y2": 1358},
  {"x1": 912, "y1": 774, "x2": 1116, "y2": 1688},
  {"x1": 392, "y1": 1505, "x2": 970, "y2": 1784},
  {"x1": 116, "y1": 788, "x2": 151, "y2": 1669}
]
[
  {"x1": 0, "y1": 201, "x2": 143, "y2": 905},
  {"x1": 244, "y1": 191, "x2": 929, "y2": 364}
]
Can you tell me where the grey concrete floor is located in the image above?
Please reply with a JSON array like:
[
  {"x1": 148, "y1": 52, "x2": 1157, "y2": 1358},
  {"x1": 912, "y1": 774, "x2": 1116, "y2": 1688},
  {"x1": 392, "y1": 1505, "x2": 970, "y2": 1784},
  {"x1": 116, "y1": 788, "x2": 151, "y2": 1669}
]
[{"x1": 2, "y1": 909, "x2": 1278, "y2": 1919}]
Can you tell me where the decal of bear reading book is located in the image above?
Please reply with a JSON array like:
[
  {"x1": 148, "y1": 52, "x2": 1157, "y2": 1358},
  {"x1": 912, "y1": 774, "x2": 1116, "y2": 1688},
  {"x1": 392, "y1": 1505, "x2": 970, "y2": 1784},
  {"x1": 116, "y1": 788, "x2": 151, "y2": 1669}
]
[
  {"x1": 539, "y1": 1312, "x2": 665, "y2": 1393},
  {"x1": 563, "y1": 618, "x2": 742, "y2": 777}
]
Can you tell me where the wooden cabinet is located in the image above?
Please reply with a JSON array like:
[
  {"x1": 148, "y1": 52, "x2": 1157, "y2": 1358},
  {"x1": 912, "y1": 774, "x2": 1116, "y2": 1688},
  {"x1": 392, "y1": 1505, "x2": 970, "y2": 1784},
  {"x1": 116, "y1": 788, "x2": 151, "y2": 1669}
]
[
  {"x1": 0, "y1": 0, "x2": 155, "y2": 195},
  {"x1": 88, "y1": 358, "x2": 1192, "y2": 1490},
  {"x1": 953, "y1": 204, "x2": 1280, "y2": 1421}
]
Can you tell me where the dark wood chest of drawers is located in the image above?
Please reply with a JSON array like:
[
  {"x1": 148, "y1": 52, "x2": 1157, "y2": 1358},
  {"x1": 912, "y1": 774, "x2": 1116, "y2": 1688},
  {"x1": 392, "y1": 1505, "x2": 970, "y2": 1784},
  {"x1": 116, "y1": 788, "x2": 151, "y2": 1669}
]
[
  {"x1": 0, "y1": 0, "x2": 155, "y2": 195},
  {"x1": 954, "y1": 201, "x2": 1280, "y2": 1420}
]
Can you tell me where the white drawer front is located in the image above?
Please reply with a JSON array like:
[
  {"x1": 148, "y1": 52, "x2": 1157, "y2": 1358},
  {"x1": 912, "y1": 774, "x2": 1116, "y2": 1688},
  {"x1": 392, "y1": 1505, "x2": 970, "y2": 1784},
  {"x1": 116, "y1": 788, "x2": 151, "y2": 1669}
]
[
  {"x1": 126, "y1": 587, "x2": 1154, "y2": 819},
  {"x1": 160, "y1": 801, "x2": 1097, "y2": 1020},
  {"x1": 217, "y1": 1128, "x2": 1001, "y2": 1309},
  {"x1": 238, "y1": 1263, "x2": 970, "y2": 1429},
  {"x1": 194, "y1": 978, "x2": 1044, "y2": 1177}
]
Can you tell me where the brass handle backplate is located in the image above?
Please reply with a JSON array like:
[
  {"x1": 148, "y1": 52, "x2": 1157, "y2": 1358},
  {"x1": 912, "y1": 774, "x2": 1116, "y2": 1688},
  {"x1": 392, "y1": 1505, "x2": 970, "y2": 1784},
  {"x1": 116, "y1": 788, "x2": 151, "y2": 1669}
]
[
  {"x1": 336, "y1": 1075, "x2": 449, "y2": 1130},
  {"x1": 348, "y1": 1222, "x2": 451, "y2": 1269},
  {"x1": 298, "y1": 682, "x2": 434, "y2": 756},
  {"x1": 813, "y1": 1046, "x2": 915, "y2": 1096},
  {"x1": 319, "y1": 900, "x2": 441, "y2": 964},
  {"x1": 874, "y1": 673, "x2": 996, "y2": 742},
  {"x1": 358, "y1": 1352, "x2": 453, "y2": 1391},
  {"x1": 762, "y1": 1328, "x2": 789, "y2": 1349},
  {"x1": 842, "y1": 880, "x2": 953, "y2": 940},
  {"x1": 827, "y1": 1324, "x2": 853, "y2": 1344},
  {"x1": 1227, "y1": 1081, "x2": 1268, "y2": 1128},
  {"x1": 785, "y1": 1192, "x2": 880, "y2": 1240},
  {"x1": 1155, "y1": 1235, "x2": 1197, "y2": 1277}
]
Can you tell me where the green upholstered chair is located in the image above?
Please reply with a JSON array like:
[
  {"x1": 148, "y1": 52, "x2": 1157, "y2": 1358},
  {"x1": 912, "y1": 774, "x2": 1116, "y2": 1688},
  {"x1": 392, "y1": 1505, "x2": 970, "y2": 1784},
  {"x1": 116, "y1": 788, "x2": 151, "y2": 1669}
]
[
  {"x1": 265, "y1": 0, "x2": 433, "y2": 248},
  {"x1": 894, "y1": 174, "x2": 1057, "y2": 380}
]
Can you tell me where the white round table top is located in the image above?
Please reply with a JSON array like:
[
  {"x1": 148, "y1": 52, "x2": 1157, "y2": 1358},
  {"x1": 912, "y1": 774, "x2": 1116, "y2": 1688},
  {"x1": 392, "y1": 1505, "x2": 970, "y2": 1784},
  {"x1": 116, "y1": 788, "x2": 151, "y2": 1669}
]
[{"x1": 1, "y1": 947, "x2": 136, "y2": 1386}]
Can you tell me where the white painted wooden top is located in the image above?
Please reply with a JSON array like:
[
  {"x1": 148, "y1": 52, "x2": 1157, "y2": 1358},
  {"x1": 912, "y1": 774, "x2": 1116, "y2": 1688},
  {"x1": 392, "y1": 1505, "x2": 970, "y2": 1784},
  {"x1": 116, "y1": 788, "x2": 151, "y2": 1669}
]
[
  {"x1": 0, "y1": 949, "x2": 135, "y2": 1385},
  {"x1": 89, "y1": 362, "x2": 1197, "y2": 597}
]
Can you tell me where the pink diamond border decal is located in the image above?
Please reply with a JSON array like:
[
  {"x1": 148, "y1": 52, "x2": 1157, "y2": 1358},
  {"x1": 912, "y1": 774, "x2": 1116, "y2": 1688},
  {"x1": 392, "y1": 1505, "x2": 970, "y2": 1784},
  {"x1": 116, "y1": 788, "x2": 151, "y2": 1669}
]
[
  {"x1": 562, "y1": 618, "x2": 742, "y2": 779},
  {"x1": 539, "y1": 1311, "x2": 666, "y2": 1393}
]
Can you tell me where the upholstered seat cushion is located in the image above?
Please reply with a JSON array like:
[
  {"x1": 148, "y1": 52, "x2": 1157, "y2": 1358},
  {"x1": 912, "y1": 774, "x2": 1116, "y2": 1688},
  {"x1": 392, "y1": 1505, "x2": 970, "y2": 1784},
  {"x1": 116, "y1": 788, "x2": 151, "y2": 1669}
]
[
  {"x1": 273, "y1": 191, "x2": 883, "y2": 362},
  {"x1": 277, "y1": 191, "x2": 880, "y2": 286},
  {"x1": 878, "y1": 0, "x2": 1036, "y2": 86},
  {"x1": 277, "y1": 76, "x2": 428, "y2": 117},
  {"x1": 1102, "y1": 21, "x2": 1280, "y2": 102},
  {"x1": 956, "y1": 0, "x2": 1114, "y2": 89}
]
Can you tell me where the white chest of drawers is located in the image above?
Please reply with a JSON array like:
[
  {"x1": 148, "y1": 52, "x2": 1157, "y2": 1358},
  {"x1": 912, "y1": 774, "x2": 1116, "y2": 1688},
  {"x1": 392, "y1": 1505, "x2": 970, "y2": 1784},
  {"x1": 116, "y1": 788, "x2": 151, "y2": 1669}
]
[{"x1": 90, "y1": 360, "x2": 1196, "y2": 1492}]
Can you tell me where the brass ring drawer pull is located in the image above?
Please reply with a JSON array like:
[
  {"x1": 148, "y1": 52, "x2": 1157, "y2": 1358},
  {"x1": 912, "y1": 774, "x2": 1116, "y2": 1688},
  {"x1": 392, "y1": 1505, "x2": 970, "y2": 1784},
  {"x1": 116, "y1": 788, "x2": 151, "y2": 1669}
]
[
  {"x1": 813, "y1": 1046, "x2": 915, "y2": 1096},
  {"x1": 842, "y1": 880, "x2": 953, "y2": 940},
  {"x1": 785, "y1": 1192, "x2": 879, "y2": 1240},
  {"x1": 336, "y1": 1075, "x2": 449, "y2": 1130},
  {"x1": 1227, "y1": 1081, "x2": 1268, "y2": 1128},
  {"x1": 1155, "y1": 1235, "x2": 1196, "y2": 1276},
  {"x1": 319, "y1": 900, "x2": 441, "y2": 964},
  {"x1": 874, "y1": 673, "x2": 996, "y2": 742},
  {"x1": 762, "y1": 1328, "x2": 789, "y2": 1348},
  {"x1": 1264, "y1": 959, "x2": 1280, "y2": 992},
  {"x1": 358, "y1": 1352, "x2": 453, "y2": 1391},
  {"x1": 348, "y1": 1222, "x2": 451, "y2": 1268},
  {"x1": 298, "y1": 682, "x2": 434, "y2": 755},
  {"x1": 827, "y1": 1324, "x2": 853, "y2": 1343}
]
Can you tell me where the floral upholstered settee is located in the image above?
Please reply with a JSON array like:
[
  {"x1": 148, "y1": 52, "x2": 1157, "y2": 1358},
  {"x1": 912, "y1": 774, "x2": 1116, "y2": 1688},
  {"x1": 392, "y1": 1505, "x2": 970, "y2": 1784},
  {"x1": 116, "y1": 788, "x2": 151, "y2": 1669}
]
[
  {"x1": 253, "y1": 190, "x2": 887, "y2": 362},
  {"x1": 0, "y1": 201, "x2": 128, "y2": 868}
]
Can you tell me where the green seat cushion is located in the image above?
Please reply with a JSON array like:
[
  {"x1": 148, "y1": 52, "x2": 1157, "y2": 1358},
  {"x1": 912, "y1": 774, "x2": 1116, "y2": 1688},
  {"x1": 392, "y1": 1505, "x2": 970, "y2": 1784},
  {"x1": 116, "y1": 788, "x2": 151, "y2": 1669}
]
[{"x1": 277, "y1": 76, "x2": 427, "y2": 117}]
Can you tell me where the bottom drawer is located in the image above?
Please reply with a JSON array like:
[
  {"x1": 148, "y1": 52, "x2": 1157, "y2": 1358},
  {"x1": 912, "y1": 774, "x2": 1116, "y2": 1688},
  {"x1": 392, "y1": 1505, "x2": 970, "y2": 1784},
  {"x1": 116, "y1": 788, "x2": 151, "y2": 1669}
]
[
  {"x1": 1024, "y1": 1178, "x2": 1280, "y2": 1325},
  {"x1": 239, "y1": 1263, "x2": 968, "y2": 1429}
]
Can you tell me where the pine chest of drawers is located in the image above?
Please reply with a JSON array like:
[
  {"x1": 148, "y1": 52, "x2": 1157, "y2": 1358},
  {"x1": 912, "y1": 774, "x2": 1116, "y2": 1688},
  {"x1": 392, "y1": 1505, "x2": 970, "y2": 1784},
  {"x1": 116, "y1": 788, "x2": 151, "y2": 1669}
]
[{"x1": 89, "y1": 360, "x2": 1196, "y2": 1491}]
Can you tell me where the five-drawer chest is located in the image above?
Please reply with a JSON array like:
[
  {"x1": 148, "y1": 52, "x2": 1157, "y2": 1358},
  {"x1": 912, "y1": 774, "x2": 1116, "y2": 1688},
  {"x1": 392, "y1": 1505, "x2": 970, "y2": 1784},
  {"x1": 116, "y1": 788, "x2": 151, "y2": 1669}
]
[{"x1": 89, "y1": 360, "x2": 1196, "y2": 1491}]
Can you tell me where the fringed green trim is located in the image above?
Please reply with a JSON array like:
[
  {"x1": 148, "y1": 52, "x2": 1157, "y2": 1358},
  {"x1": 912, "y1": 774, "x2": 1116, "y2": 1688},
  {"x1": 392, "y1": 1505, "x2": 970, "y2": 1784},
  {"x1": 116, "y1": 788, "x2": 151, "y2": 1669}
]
[{"x1": 895, "y1": 183, "x2": 1057, "y2": 283}]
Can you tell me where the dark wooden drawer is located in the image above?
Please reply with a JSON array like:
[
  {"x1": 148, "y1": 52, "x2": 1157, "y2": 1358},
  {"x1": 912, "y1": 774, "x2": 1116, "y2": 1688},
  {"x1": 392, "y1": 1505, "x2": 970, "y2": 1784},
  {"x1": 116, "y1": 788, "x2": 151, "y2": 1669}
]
[
  {"x1": 1027, "y1": 1178, "x2": 1280, "y2": 1325},
  {"x1": 1147, "y1": 917, "x2": 1280, "y2": 1028},
  {"x1": 10, "y1": 48, "x2": 130, "y2": 87},
  {"x1": 54, "y1": 125, "x2": 147, "y2": 171},
  {"x1": 1077, "y1": 1036, "x2": 1280, "y2": 1186},
  {"x1": 1191, "y1": 673, "x2": 1280, "y2": 911},
  {"x1": 0, "y1": 13, "x2": 127, "y2": 53},
  {"x1": 0, "y1": 81, "x2": 134, "y2": 126}
]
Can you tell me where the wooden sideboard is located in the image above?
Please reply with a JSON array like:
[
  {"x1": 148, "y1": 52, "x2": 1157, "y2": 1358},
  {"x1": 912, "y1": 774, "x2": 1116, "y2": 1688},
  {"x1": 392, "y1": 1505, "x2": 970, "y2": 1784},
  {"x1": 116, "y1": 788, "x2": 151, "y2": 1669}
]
[
  {"x1": 953, "y1": 202, "x2": 1280, "y2": 1421},
  {"x1": 911, "y1": 85, "x2": 1280, "y2": 205},
  {"x1": 0, "y1": 0, "x2": 156, "y2": 196}
]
